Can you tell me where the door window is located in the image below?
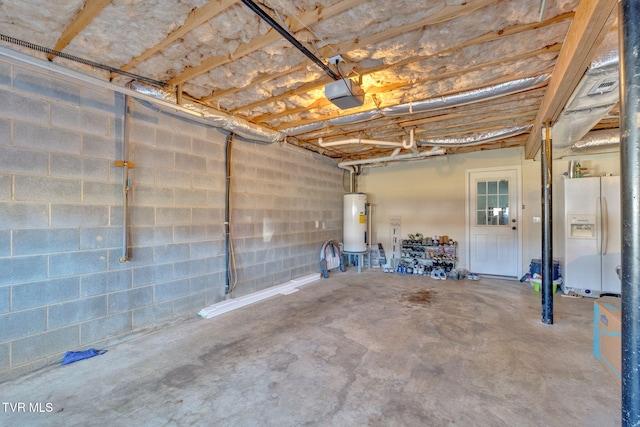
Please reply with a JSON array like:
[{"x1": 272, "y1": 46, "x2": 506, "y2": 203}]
[{"x1": 476, "y1": 179, "x2": 509, "y2": 226}]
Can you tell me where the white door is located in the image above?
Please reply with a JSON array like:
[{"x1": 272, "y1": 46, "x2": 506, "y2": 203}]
[{"x1": 467, "y1": 168, "x2": 520, "y2": 277}]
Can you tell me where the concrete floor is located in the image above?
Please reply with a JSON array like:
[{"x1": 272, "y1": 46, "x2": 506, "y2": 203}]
[{"x1": 1, "y1": 270, "x2": 620, "y2": 426}]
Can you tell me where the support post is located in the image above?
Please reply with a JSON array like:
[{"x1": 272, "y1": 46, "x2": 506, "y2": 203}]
[
  {"x1": 619, "y1": 1, "x2": 640, "y2": 424},
  {"x1": 541, "y1": 120, "x2": 553, "y2": 325}
]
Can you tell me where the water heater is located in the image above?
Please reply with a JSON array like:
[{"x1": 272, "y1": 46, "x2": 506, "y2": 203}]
[{"x1": 343, "y1": 193, "x2": 367, "y2": 252}]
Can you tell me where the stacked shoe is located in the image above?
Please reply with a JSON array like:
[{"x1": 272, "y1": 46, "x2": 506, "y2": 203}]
[{"x1": 430, "y1": 267, "x2": 447, "y2": 280}]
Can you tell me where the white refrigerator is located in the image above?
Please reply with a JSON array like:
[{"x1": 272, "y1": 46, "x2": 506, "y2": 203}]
[{"x1": 557, "y1": 176, "x2": 621, "y2": 296}]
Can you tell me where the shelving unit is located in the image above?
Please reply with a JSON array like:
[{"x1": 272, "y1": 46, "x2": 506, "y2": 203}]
[{"x1": 400, "y1": 239, "x2": 457, "y2": 272}]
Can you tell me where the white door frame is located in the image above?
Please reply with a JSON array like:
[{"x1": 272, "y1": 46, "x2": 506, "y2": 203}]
[{"x1": 465, "y1": 166, "x2": 523, "y2": 278}]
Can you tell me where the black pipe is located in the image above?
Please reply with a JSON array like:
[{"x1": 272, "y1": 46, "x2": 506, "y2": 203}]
[
  {"x1": 619, "y1": 2, "x2": 640, "y2": 424},
  {"x1": 240, "y1": 0, "x2": 340, "y2": 81},
  {"x1": 224, "y1": 133, "x2": 233, "y2": 294},
  {"x1": 541, "y1": 121, "x2": 553, "y2": 325}
]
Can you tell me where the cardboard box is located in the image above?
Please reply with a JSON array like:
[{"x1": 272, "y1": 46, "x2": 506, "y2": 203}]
[{"x1": 593, "y1": 296, "x2": 621, "y2": 382}]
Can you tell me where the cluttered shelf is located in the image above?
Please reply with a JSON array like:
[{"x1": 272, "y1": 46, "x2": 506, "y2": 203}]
[{"x1": 388, "y1": 233, "x2": 471, "y2": 280}]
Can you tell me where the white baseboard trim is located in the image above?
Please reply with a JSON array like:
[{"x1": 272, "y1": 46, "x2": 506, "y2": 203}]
[{"x1": 197, "y1": 273, "x2": 321, "y2": 319}]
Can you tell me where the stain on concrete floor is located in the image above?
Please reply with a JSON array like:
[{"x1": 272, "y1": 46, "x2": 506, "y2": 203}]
[
  {"x1": 0, "y1": 270, "x2": 621, "y2": 426},
  {"x1": 403, "y1": 289, "x2": 437, "y2": 306}
]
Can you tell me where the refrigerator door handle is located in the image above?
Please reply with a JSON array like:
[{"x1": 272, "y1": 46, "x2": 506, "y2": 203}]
[
  {"x1": 596, "y1": 196, "x2": 602, "y2": 255},
  {"x1": 602, "y1": 196, "x2": 609, "y2": 255}
]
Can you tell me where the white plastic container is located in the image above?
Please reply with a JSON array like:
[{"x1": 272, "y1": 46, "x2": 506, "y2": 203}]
[{"x1": 343, "y1": 193, "x2": 367, "y2": 252}]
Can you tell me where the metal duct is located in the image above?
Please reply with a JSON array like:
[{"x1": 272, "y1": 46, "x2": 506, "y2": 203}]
[
  {"x1": 381, "y1": 75, "x2": 549, "y2": 117},
  {"x1": 552, "y1": 30, "x2": 619, "y2": 149},
  {"x1": 570, "y1": 129, "x2": 620, "y2": 150},
  {"x1": 326, "y1": 110, "x2": 382, "y2": 126},
  {"x1": 417, "y1": 125, "x2": 532, "y2": 147},
  {"x1": 280, "y1": 75, "x2": 548, "y2": 137},
  {"x1": 129, "y1": 81, "x2": 283, "y2": 144},
  {"x1": 282, "y1": 121, "x2": 325, "y2": 136}
]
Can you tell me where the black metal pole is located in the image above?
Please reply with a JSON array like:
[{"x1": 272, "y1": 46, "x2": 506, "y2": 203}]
[
  {"x1": 619, "y1": 2, "x2": 640, "y2": 424},
  {"x1": 541, "y1": 121, "x2": 553, "y2": 325}
]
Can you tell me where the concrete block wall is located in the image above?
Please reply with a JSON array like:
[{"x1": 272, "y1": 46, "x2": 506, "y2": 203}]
[{"x1": 0, "y1": 58, "x2": 344, "y2": 381}]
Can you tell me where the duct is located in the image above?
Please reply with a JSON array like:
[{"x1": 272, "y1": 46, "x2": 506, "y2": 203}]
[
  {"x1": 381, "y1": 75, "x2": 549, "y2": 117},
  {"x1": 570, "y1": 129, "x2": 620, "y2": 150},
  {"x1": 552, "y1": 30, "x2": 620, "y2": 149},
  {"x1": 282, "y1": 121, "x2": 325, "y2": 136},
  {"x1": 337, "y1": 148, "x2": 446, "y2": 168},
  {"x1": 129, "y1": 81, "x2": 283, "y2": 144},
  {"x1": 417, "y1": 125, "x2": 532, "y2": 147},
  {"x1": 281, "y1": 76, "x2": 548, "y2": 138},
  {"x1": 0, "y1": 45, "x2": 283, "y2": 144},
  {"x1": 326, "y1": 110, "x2": 382, "y2": 126}
]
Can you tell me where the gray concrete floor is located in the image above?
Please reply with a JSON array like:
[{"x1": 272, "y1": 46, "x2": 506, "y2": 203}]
[{"x1": 1, "y1": 270, "x2": 620, "y2": 426}]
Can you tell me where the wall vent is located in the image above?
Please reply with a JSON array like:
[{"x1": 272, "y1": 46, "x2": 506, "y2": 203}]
[{"x1": 588, "y1": 77, "x2": 618, "y2": 96}]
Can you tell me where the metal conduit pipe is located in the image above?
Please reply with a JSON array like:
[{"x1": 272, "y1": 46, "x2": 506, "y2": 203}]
[
  {"x1": 119, "y1": 94, "x2": 131, "y2": 263},
  {"x1": 224, "y1": 132, "x2": 236, "y2": 295}
]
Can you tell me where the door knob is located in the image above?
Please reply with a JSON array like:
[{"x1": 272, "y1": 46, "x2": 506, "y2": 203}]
[{"x1": 512, "y1": 226, "x2": 517, "y2": 230}]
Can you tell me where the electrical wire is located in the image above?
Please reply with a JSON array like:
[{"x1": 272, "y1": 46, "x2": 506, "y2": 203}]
[
  {"x1": 0, "y1": 33, "x2": 171, "y2": 88},
  {"x1": 335, "y1": 60, "x2": 358, "y2": 98}
]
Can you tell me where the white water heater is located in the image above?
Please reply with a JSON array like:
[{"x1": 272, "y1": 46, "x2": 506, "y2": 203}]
[{"x1": 343, "y1": 193, "x2": 367, "y2": 252}]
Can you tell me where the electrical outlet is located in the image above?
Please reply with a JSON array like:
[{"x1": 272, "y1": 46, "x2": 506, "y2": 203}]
[{"x1": 329, "y1": 54, "x2": 343, "y2": 65}]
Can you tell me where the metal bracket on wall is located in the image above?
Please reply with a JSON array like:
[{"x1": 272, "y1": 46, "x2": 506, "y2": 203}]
[{"x1": 114, "y1": 160, "x2": 136, "y2": 168}]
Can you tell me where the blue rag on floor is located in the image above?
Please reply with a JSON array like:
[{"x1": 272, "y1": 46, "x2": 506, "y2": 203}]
[{"x1": 61, "y1": 349, "x2": 107, "y2": 365}]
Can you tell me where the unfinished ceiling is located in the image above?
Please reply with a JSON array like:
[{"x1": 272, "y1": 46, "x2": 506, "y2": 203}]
[{"x1": 0, "y1": 0, "x2": 621, "y2": 163}]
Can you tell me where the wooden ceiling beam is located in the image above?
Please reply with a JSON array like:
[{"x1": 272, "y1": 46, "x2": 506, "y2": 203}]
[
  {"x1": 525, "y1": 0, "x2": 618, "y2": 159},
  {"x1": 120, "y1": 0, "x2": 238, "y2": 73},
  {"x1": 205, "y1": 11, "x2": 572, "y2": 105},
  {"x1": 198, "y1": 0, "x2": 496, "y2": 103},
  {"x1": 48, "y1": 0, "x2": 112, "y2": 60},
  {"x1": 237, "y1": 37, "x2": 561, "y2": 120},
  {"x1": 168, "y1": 0, "x2": 362, "y2": 86},
  {"x1": 272, "y1": 69, "x2": 552, "y2": 131}
]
